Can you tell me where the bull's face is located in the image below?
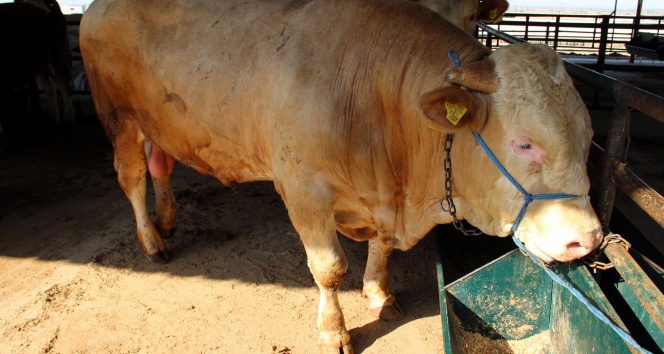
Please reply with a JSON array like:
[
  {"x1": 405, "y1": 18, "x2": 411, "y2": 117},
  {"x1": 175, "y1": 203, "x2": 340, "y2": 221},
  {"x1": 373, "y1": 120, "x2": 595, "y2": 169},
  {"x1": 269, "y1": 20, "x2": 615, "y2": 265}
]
[{"x1": 420, "y1": 43, "x2": 602, "y2": 262}]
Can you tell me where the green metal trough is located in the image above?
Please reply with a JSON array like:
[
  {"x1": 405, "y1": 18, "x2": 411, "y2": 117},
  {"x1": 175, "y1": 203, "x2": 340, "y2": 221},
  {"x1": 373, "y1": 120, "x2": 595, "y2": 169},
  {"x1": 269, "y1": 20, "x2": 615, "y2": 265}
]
[{"x1": 434, "y1": 234, "x2": 664, "y2": 353}]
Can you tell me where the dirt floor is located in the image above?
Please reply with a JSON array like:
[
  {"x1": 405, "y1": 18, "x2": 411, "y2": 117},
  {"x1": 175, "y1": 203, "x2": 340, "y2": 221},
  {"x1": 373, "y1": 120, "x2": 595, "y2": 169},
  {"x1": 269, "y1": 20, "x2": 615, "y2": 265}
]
[{"x1": 0, "y1": 115, "x2": 444, "y2": 353}]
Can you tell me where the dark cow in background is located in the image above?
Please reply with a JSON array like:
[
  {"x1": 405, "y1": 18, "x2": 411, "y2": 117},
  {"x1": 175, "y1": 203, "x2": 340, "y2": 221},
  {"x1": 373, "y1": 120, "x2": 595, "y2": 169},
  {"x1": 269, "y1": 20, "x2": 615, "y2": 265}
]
[
  {"x1": 410, "y1": 0, "x2": 509, "y2": 35},
  {"x1": 0, "y1": 0, "x2": 74, "y2": 151}
]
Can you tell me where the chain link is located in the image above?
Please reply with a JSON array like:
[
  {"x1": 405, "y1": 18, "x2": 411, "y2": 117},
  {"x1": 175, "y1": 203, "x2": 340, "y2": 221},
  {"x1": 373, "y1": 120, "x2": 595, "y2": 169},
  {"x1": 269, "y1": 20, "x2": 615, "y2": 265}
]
[
  {"x1": 440, "y1": 134, "x2": 483, "y2": 236},
  {"x1": 583, "y1": 233, "x2": 631, "y2": 272}
]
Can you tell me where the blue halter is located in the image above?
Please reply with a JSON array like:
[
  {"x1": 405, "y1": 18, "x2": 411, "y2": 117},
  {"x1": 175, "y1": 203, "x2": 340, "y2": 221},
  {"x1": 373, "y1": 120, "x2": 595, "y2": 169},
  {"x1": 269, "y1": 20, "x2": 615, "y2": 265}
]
[{"x1": 472, "y1": 130, "x2": 582, "y2": 234}]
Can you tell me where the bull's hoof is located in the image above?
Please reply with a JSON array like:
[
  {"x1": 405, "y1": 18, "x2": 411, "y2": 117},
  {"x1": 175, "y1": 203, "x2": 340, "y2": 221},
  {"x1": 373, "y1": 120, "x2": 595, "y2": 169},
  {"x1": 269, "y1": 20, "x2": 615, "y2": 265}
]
[
  {"x1": 371, "y1": 298, "x2": 405, "y2": 322},
  {"x1": 156, "y1": 225, "x2": 176, "y2": 239},
  {"x1": 319, "y1": 343, "x2": 354, "y2": 354},
  {"x1": 145, "y1": 249, "x2": 170, "y2": 263}
]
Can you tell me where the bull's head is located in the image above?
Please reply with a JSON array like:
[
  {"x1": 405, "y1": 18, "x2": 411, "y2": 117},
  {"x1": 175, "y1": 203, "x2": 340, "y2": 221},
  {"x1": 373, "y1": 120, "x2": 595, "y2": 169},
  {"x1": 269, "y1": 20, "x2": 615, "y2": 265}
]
[{"x1": 420, "y1": 43, "x2": 602, "y2": 262}]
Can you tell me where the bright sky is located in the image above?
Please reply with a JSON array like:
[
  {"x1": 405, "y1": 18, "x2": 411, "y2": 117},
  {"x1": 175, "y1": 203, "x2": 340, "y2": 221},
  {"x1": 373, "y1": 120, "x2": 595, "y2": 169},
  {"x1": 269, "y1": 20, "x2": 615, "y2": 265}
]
[
  {"x1": 510, "y1": 0, "x2": 664, "y2": 11},
  {"x1": 1, "y1": 0, "x2": 663, "y2": 11}
]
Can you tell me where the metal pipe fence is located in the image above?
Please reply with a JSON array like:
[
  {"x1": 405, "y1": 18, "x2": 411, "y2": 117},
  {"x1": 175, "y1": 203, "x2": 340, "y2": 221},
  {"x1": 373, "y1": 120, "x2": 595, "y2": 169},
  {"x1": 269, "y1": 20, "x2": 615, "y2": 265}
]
[{"x1": 480, "y1": 13, "x2": 664, "y2": 57}]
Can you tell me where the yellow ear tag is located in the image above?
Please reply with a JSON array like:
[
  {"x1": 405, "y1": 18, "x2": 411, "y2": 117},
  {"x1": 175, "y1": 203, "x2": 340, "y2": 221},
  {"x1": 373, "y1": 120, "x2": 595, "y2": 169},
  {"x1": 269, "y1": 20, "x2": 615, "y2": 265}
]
[
  {"x1": 489, "y1": 8, "x2": 498, "y2": 20},
  {"x1": 444, "y1": 102, "x2": 467, "y2": 125},
  {"x1": 494, "y1": 15, "x2": 503, "y2": 23}
]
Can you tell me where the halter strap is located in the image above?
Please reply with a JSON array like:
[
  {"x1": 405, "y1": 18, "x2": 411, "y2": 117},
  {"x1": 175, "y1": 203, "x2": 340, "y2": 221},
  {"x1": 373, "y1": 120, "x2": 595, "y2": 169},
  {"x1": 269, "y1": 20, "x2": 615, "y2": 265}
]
[{"x1": 472, "y1": 131, "x2": 582, "y2": 233}]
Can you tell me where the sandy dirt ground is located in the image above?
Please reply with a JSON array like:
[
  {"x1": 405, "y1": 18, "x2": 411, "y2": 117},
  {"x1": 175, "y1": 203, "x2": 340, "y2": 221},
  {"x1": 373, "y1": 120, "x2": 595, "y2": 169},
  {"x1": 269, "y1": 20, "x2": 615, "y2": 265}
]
[{"x1": 0, "y1": 116, "x2": 444, "y2": 354}]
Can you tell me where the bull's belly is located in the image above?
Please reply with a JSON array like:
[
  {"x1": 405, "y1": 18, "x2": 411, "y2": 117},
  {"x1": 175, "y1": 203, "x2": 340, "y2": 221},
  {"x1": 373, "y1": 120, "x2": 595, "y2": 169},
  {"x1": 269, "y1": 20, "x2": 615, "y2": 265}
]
[
  {"x1": 145, "y1": 122, "x2": 274, "y2": 185},
  {"x1": 195, "y1": 143, "x2": 274, "y2": 185}
]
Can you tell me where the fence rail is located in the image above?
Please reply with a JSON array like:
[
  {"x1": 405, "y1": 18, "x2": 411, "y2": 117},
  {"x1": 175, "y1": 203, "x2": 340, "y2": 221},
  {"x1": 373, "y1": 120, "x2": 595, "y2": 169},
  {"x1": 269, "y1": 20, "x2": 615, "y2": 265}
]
[{"x1": 479, "y1": 13, "x2": 664, "y2": 63}]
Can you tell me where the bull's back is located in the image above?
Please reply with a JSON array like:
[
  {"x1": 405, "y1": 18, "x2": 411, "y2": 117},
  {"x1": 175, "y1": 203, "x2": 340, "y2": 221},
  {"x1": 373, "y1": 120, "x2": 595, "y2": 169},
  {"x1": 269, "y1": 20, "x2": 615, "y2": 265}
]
[{"x1": 81, "y1": 0, "x2": 480, "y2": 183}]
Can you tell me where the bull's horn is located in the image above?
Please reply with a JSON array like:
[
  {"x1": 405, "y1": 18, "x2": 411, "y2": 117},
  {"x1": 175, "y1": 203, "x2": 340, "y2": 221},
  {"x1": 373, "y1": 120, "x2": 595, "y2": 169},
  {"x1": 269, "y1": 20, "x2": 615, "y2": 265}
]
[{"x1": 445, "y1": 58, "x2": 499, "y2": 93}]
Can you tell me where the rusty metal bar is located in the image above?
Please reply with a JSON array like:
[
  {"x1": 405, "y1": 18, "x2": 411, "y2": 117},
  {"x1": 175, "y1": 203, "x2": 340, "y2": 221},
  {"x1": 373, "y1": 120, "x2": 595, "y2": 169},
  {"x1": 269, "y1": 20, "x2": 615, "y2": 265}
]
[
  {"x1": 604, "y1": 243, "x2": 664, "y2": 334},
  {"x1": 589, "y1": 142, "x2": 664, "y2": 230},
  {"x1": 598, "y1": 101, "x2": 630, "y2": 231},
  {"x1": 562, "y1": 63, "x2": 664, "y2": 124},
  {"x1": 611, "y1": 159, "x2": 664, "y2": 229},
  {"x1": 479, "y1": 23, "x2": 526, "y2": 44}
]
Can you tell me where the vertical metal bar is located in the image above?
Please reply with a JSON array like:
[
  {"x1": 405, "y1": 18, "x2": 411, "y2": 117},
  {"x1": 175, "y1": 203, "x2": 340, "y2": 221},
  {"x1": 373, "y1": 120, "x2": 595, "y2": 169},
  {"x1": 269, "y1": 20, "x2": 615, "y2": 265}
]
[
  {"x1": 525, "y1": 15, "x2": 530, "y2": 41},
  {"x1": 597, "y1": 15, "x2": 610, "y2": 73},
  {"x1": 592, "y1": 17, "x2": 599, "y2": 49},
  {"x1": 486, "y1": 31, "x2": 493, "y2": 50},
  {"x1": 597, "y1": 100, "x2": 630, "y2": 232},
  {"x1": 630, "y1": 0, "x2": 643, "y2": 63},
  {"x1": 554, "y1": 16, "x2": 560, "y2": 51},
  {"x1": 609, "y1": 16, "x2": 616, "y2": 53}
]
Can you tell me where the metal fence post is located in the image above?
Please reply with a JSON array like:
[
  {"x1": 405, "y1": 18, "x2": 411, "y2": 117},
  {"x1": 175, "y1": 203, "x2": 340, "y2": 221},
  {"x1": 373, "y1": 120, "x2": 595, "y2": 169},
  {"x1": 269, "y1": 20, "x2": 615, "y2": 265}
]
[
  {"x1": 597, "y1": 100, "x2": 630, "y2": 232},
  {"x1": 553, "y1": 16, "x2": 560, "y2": 51},
  {"x1": 597, "y1": 15, "x2": 610, "y2": 73},
  {"x1": 485, "y1": 31, "x2": 493, "y2": 50}
]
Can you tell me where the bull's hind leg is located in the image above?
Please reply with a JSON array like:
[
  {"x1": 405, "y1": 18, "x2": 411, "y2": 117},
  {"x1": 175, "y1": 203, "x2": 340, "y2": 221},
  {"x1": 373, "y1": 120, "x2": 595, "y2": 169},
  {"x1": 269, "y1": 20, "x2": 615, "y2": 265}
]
[
  {"x1": 145, "y1": 141, "x2": 177, "y2": 239},
  {"x1": 107, "y1": 118, "x2": 169, "y2": 262},
  {"x1": 275, "y1": 178, "x2": 353, "y2": 354}
]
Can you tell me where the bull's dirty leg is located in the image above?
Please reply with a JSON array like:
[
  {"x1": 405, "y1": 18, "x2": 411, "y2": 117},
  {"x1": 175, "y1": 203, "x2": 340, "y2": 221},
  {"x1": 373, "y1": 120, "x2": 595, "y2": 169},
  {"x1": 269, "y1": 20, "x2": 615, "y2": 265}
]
[
  {"x1": 151, "y1": 175, "x2": 177, "y2": 239},
  {"x1": 111, "y1": 121, "x2": 169, "y2": 263},
  {"x1": 305, "y1": 235, "x2": 353, "y2": 353},
  {"x1": 277, "y1": 179, "x2": 353, "y2": 354},
  {"x1": 146, "y1": 141, "x2": 177, "y2": 240},
  {"x1": 363, "y1": 237, "x2": 403, "y2": 321}
]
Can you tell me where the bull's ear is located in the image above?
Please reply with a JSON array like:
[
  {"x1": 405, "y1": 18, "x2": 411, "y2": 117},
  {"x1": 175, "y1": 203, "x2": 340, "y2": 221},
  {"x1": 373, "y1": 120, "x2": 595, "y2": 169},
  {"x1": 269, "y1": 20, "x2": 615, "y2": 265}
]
[
  {"x1": 419, "y1": 87, "x2": 477, "y2": 131},
  {"x1": 478, "y1": 0, "x2": 509, "y2": 23}
]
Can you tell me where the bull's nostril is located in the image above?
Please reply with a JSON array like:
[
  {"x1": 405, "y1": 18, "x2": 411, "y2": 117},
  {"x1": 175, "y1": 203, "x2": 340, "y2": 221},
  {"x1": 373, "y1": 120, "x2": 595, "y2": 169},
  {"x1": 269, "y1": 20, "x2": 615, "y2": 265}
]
[
  {"x1": 566, "y1": 240, "x2": 594, "y2": 259},
  {"x1": 567, "y1": 241, "x2": 582, "y2": 250}
]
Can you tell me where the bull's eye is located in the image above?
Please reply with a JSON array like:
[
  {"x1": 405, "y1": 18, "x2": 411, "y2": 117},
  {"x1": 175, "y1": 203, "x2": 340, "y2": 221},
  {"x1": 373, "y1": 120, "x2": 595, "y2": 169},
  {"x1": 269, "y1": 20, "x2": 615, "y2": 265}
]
[
  {"x1": 516, "y1": 142, "x2": 532, "y2": 150},
  {"x1": 470, "y1": 15, "x2": 475, "y2": 20}
]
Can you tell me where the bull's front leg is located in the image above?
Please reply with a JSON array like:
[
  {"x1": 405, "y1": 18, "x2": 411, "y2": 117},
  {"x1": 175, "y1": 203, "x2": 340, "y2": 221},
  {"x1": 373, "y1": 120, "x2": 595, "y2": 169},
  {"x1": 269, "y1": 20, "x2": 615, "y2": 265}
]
[
  {"x1": 276, "y1": 179, "x2": 353, "y2": 354},
  {"x1": 362, "y1": 237, "x2": 404, "y2": 321}
]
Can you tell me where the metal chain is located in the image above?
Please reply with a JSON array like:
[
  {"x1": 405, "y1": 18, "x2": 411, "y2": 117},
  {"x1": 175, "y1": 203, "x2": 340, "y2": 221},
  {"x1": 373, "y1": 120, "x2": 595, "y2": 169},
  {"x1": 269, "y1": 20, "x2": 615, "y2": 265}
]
[
  {"x1": 440, "y1": 133, "x2": 483, "y2": 236},
  {"x1": 583, "y1": 233, "x2": 631, "y2": 272}
]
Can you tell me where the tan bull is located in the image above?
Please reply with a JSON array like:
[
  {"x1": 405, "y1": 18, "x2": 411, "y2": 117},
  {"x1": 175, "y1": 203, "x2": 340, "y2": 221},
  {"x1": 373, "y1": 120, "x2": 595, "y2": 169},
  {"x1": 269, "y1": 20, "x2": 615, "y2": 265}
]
[{"x1": 80, "y1": 0, "x2": 602, "y2": 352}]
